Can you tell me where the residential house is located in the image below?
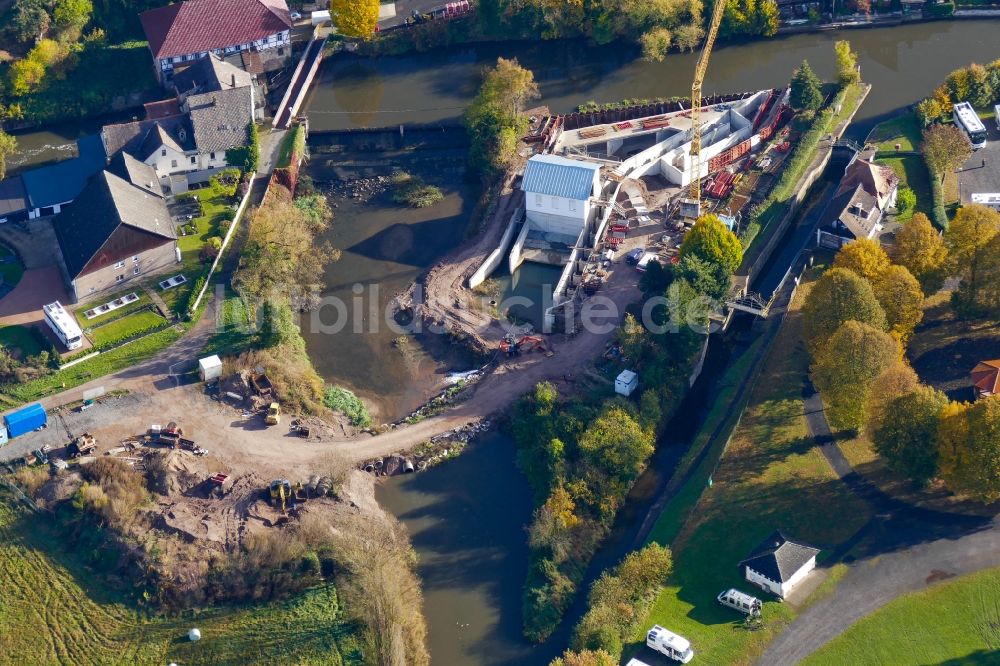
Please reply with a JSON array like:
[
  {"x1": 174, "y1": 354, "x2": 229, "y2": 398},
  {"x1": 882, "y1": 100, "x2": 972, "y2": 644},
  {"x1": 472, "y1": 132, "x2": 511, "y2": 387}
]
[
  {"x1": 522, "y1": 154, "x2": 602, "y2": 237},
  {"x1": 101, "y1": 84, "x2": 251, "y2": 193},
  {"x1": 20, "y1": 134, "x2": 107, "y2": 219},
  {"x1": 53, "y1": 153, "x2": 178, "y2": 303},
  {"x1": 972, "y1": 360, "x2": 1000, "y2": 399},
  {"x1": 172, "y1": 53, "x2": 264, "y2": 121},
  {"x1": 0, "y1": 176, "x2": 29, "y2": 225},
  {"x1": 817, "y1": 156, "x2": 899, "y2": 248},
  {"x1": 738, "y1": 530, "x2": 819, "y2": 599},
  {"x1": 140, "y1": 0, "x2": 292, "y2": 84}
]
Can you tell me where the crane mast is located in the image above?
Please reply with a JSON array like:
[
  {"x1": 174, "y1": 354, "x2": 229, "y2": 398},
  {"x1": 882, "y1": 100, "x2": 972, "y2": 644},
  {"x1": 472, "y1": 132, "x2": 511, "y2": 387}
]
[{"x1": 689, "y1": 0, "x2": 730, "y2": 210}]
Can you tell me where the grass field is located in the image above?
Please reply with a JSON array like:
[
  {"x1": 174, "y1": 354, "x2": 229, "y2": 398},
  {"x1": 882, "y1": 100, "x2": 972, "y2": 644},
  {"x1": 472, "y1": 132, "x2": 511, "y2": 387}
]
[
  {"x1": 0, "y1": 494, "x2": 362, "y2": 665},
  {"x1": 89, "y1": 309, "x2": 167, "y2": 347},
  {"x1": 868, "y1": 113, "x2": 923, "y2": 153},
  {"x1": 635, "y1": 279, "x2": 873, "y2": 665},
  {"x1": 0, "y1": 325, "x2": 43, "y2": 359},
  {"x1": 76, "y1": 291, "x2": 152, "y2": 328},
  {"x1": 875, "y1": 155, "x2": 932, "y2": 222},
  {"x1": 803, "y1": 566, "x2": 1000, "y2": 665}
]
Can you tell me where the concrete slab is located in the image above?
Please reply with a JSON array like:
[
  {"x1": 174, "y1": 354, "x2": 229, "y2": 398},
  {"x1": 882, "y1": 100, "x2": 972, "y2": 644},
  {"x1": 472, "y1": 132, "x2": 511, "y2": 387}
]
[
  {"x1": 379, "y1": 2, "x2": 397, "y2": 19},
  {"x1": 783, "y1": 567, "x2": 828, "y2": 609}
]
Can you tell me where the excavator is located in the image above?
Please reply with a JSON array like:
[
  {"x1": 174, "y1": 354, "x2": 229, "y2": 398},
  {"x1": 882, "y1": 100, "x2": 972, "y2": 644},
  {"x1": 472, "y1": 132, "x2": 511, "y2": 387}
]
[
  {"x1": 500, "y1": 334, "x2": 547, "y2": 357},
  {"x1": 268, "y1": 479, "x2": 291, "y2": 514}
]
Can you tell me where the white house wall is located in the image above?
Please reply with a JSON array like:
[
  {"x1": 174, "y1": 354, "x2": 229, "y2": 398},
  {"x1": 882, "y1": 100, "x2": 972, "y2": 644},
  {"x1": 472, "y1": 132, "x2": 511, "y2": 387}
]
[
  {"x1": 779, "y1": 556, "x2": 816, "y2": 597},
  {"x1": 744, "y1": 566, "x2": 782, "y2": 597}
]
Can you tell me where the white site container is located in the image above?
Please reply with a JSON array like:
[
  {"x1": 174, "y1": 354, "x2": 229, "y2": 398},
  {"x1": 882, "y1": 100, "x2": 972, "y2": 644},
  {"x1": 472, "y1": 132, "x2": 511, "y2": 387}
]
[
  {"x1": 198, "y1": 355, "x2": 223, "y2": 382},
  {"x1": 615, "y1": 370, "x2": 638, "y2": 397}
]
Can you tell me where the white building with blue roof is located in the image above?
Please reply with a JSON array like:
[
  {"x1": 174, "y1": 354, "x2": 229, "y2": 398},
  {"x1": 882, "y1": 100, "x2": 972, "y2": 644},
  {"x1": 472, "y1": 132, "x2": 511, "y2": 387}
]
[{"x1": 522, "y1": 154, "x2": 601, "y2": 237}]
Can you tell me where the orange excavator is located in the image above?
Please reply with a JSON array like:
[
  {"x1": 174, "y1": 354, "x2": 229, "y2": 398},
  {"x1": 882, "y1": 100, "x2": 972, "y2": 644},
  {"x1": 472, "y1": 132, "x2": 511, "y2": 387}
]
[{"x1": 500, "y1": 334, "x2": 547, "y2": 357}]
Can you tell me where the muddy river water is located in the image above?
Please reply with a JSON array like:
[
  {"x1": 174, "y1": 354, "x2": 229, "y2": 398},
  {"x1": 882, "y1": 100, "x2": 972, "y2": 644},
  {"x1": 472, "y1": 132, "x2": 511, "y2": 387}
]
[{"x1": 298, "y1": 20, "x2": 1000, "y2": 666}]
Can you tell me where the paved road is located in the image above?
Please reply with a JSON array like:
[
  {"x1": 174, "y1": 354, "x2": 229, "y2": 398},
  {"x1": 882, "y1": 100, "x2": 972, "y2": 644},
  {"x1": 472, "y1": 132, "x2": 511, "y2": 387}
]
[{"x1": 757, "y1": 384, "x2": 1000, "y2": 665}]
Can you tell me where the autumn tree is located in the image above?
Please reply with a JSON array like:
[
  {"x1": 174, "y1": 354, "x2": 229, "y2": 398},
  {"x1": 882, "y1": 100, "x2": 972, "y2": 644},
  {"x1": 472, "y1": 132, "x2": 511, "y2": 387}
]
[
  {"x1": 872, "y1": 386, "x2": 948, "y2": 486},
  {"x1": 865, "y1": 361, "x2": 919, "y2": 435},
  {"x1": 922, "y1": 124, "x2": 972, "y2": 183},
  {"x1": 578, "y1": 406, "x2": 654, "y2": 489},
  {"x1": 801, "y1": 267, "x2": 887, "y2": 357},
  {"x1": 892, "y1": 212, "x2": 948, "y2": 294},
  {"x1": 873, "y1": 265, "x2": 924, "y2": 343},
  {"x1": 834, "y1": 40, "x2": 860, "y2": 87},
  {"x1": 52, "y1": 0, "x2": 92, "y2": 38},
  {"x1": 974, "y1": 233, "x2": 1000, "y2": 318},
  {"x1": 640, "y1": 27, "x2": 672, "y2": 62},
  {"x1": 812, "y1": 321, "x2": 900, "y2": 431},
  {"x1": 946, "y1": 204, "x2": 1000, "y2": 315},
  {"x1": 679, "y1": 214, "x2": 743, "y2": 274},
  {"x1": 938, "y1": 395, "x2": 1000, "y2": 502},
  {"x1": 0, "y1": 131, "x2": 17, "y2": 181},
  {"x1": 329, "y1": 0, "x2": 379, "y2": 39},
  {"x1": 550, "y1": 649, "x2": 617, "y2": 666},
  {"x1": 789, "y1": 60, "x2": 823, "y2": 112},
  {"x1": 833, "y1": 238, "x2": 891, "y2": 282}
]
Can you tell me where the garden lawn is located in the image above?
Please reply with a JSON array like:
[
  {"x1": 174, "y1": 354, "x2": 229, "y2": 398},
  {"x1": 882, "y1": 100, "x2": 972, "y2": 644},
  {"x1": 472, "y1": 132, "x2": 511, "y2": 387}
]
[
  {"x1": 0, "y1": 495, "x2": 361, "y2": 665},
  {"x1": 868, "y1": 113, "x2": 923, "y2": 153},
  {"x1": 803, "y1": 566, "x2": 1000, "y2": 665},
  {"x1": 76, "y1": 291, "x2": 152, "y2": 328},
  {"x1": 89, "y1": 309, "x2": 167, "y2": 347},
  {"x1": 875, "y1": 155, "x2": 932, "y2": 222},
  {"x1": 168, "y1": 181, "x2": 237, "y2": 313},
  {"x1": 636, "y1": 280, "x2": 872, "y2": 666},
  {"x1": 0, "y1": 325, "x2": 43, "y2": 358}
]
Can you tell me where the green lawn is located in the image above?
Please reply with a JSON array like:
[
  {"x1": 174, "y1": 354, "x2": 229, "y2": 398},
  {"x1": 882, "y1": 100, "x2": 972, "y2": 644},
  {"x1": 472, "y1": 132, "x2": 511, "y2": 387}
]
[
  {"x1": 89, "y1": 309, "x2": 167, "y2": 347},
  {"x1": 0, "y1": 495, "x2": 361, "y2": 665},
  {"x1": 0, "y1": 243, "x2": 24, "y2": 289},
  {"x1": 636, "y1": 279, "x2": 873, "y2": 665},
  {"x1": 804, "y1": 566, "x2": 1000, "y2": 665},
  {"x1": 0, "y1": 325, "x2": 43, "y2": 358},
  {"x1": 875, "y1": 155, "x2": 933, "y2": 222},
  {"x1": 869, "y1": 113, "x2": 923, "y2": 153},
  {"x1": 76, "y1": 291, "x2": 152, "y2": 328},
  {"x1": 169, "y1": 181, "x2": 238, "y2": 313}
]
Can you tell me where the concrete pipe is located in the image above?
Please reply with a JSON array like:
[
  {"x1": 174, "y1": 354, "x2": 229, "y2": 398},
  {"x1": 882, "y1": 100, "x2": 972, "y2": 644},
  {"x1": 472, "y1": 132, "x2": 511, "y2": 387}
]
[{"x1": 403, "y1": 459, "x2": 415, "y2": 473}]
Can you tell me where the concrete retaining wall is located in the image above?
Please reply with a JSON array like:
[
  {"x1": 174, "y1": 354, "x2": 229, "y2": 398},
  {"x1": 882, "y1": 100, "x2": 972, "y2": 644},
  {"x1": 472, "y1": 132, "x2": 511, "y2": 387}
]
[{"x1": 469, "y1": 206, "x2": 523, "y2": 289}]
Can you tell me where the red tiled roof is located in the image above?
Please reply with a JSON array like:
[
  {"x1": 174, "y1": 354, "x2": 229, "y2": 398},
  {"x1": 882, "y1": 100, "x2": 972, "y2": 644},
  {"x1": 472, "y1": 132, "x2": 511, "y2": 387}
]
[
  {"x1": 140, "y1": 0, "x2": 292, "y2": 60},
  {"x1": 972, "y1": 360, "x2": 1000, "y2": 395},
  {"x1": 144, "y1": 98, "x2": 182, "y2": 120}
]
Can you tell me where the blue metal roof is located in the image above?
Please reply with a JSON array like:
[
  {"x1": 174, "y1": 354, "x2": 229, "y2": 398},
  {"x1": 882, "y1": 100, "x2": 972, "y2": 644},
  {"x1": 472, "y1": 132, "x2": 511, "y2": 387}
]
[
  {"x1": 522, "y1": 154, "x2": 600, "y2": 201},
  {"x1": 22, "y1": 134, "x2": 107, "y2": 209}
]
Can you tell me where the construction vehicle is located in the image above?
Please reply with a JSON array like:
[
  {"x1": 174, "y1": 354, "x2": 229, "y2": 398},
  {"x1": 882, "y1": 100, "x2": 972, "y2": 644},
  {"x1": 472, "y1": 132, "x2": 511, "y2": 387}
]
[
  {"x1": 688, "y1": 0, "x2": 729, "y2": 216},
  {"x1": 251, "y1": 373, "x2": 273, "y2": 396},
  {"x1": 265, "y1": 402, "x2": 281, "y2": 426},
  {"x1": 268, "y1": 479, "x2": 292, "y2": 513},
  {"x1": 67, "y1": 433, "x2": 97, "y2": 458},
  {"x1": 500, "y1": 334, "x2": 547, "y2": 357}
]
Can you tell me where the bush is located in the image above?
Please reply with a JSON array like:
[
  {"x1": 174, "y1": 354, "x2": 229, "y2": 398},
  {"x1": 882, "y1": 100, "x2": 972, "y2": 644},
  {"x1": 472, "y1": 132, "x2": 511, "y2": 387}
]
[
  {"x1": 929, "y1": 173, "x2": 949, "y2": 229},
  {"x1": 391, "y1": 171, "x2": 444, "y2": 208},
  {"x1": 927, "y1": 0, "x2": 954, "y2": 15},
  {"x1": 323, "y1": 386, "x2": 372, "y2": 427},
  {"x1": 896, "y1": 187, "x2": 916, "y2": 214}
]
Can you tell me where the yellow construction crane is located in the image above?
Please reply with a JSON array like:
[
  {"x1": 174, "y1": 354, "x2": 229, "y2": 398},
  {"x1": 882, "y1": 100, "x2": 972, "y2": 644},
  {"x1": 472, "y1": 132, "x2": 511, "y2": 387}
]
[{"x1": 689, "y1": 0, "x2": 730, "y2": 213}]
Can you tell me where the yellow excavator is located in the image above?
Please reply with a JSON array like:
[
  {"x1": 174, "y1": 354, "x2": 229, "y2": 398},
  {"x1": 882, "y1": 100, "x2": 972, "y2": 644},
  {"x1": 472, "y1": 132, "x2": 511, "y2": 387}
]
[
  {"x1": 688, "y1": 0, "x2": 730, "y2": 217},
  {"x1": 269, "y1": 479, "x2": 291, "y2": 513}
]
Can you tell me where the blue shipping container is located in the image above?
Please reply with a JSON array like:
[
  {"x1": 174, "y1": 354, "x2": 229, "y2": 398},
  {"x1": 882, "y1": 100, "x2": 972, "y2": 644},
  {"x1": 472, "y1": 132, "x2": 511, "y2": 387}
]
[{"x1": 4, "y1": 403, "x2": 47, "y2": 438}]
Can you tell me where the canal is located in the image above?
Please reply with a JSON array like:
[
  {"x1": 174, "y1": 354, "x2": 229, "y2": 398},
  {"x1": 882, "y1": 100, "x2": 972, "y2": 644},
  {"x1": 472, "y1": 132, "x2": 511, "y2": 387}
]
[{"x1": 300, "y1": 19, "x2": 1000, "y2": 666}]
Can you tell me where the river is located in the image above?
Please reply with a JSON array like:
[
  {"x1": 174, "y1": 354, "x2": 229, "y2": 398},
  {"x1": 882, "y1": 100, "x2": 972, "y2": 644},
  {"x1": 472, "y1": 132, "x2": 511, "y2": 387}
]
[{"x1": 301, "y1": 19, "x2": 1000, "y2": 666}]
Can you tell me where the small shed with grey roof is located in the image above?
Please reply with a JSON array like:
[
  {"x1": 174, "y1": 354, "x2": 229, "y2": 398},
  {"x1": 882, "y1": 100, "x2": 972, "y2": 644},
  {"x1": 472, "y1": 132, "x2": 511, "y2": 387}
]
[{"x1": 738, "y1": 530, "x2": 819, "y2": 599}]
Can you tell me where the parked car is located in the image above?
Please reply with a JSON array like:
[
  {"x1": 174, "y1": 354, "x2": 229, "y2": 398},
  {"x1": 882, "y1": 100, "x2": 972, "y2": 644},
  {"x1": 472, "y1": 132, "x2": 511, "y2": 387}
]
[
  {"x1": 636, "y1": 252, "x2": 660, "y2": 272},
  {"x1": 290, "y1": 11, "x2": 302, "y2": 19},
  {"x1": 626, "y1": 247, "x2": 645, "y2": 265}
]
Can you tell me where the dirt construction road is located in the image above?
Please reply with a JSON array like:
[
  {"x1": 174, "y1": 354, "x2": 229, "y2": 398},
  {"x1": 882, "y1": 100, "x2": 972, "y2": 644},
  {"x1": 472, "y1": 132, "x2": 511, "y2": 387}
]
[{"x1": 9, "y1": 266, "x2": 640, "y2": 478}]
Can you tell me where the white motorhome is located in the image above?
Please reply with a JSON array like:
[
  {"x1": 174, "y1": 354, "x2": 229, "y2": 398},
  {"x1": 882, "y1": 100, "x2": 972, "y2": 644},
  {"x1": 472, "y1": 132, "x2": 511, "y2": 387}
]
[
  {"x1": 953, "y1": 101, "x2": 987, "y2": 149},
  {"x1": 646, "y1": 625, "x2": 694, "y2": 663},
  {"x1": 42, "y1": 301, "x2": 83, "y2": 351},
  {"x1": 717, "y1": 588, "x2": 762, "y2": 616},
  {"x1": 995, "y1": 104, "x2": 1000, "y2": 131}
]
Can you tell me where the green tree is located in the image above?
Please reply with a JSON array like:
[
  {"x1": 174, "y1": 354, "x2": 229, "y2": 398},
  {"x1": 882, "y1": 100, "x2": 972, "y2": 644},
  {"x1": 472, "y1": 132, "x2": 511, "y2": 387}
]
[
  {"x1": 895, "y1": 186, "x2": 916, "y2": 215},
  {"x1": 834, "y1": 40, "x2": 860, "y2": 87},
  {"x1": 833, "y1": 238, "x2": 891, "y2": 282},
  {"x1": 550, "y1": 649, "x2": 617, "y2": 666},
  {"x1": 577, "y1": 406, "x2": 654, "y2": 486},
  {"x1": 873, "y1": 265, "x2": 924, "y2": 343},
  {"x1": 892, "y1": 212, "x2": 948, "y2": 294},
  {"x1": 801, "y1": 267, "x2": 887, "y2": 357},
  {"x1": 52, "y1": 0, "x2": 92, "y2": 36},
  {"x1": 915, "y1": 98, "x2": 944, "y2": 128},
  {"x1": 967, "y1": 63, "x2": 995, "y2": 108},
  {"x1": 946, "y1": 204, "x2": 1000, "y2": 315},
  {"x1": 873, "y1": 386, "x2": 948, "y2": 486},
  {"x1": 939, "y1": 395, "x2": 1000, "y2": 502},
  {"x1": 329, "y1": 0, "x2": 379, "y2": 39},
  {"x1": 789, "y1": 60, "x2": 823, "y2": 112},
  {"x1": 676, "y1": 253, "x2": 730, "y2": 301},
  {"x1": 465, "y1": 57, "x2": 540, "y2": 178},
  {"x1": 812, "y1": 321, "x2": 900, "y2": 431},
  {"x1": 974, "y1": 233, "x2": 1000, "y2": 318},
  {"x1": 12, "y1": 0, "x2": 50, "y2": 44},
  {"x1": 0, "y1": 131, "x2": 18, "y2": 181},
  {"x1": 945, "y1": 67, "x2": 972, "y2": 104},
  {"x1": 679, "y1": 214, "x2": 742, "y2": 274},
  {"x1": 640, "y1": 27, "x2": 672, "y2": 62},
  {"x1": 922, "y1": 124, "x2": 972, "y2": 183}
]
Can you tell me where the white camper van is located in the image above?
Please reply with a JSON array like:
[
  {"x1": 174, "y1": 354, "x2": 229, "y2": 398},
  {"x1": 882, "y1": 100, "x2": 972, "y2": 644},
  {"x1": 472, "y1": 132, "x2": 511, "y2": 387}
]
[
  {"x1": 717, "y1": 588, "x2": 762, "y2": 616},
  {"x1": 646, "y1": 625, "x2": 694, "y2": 663}
]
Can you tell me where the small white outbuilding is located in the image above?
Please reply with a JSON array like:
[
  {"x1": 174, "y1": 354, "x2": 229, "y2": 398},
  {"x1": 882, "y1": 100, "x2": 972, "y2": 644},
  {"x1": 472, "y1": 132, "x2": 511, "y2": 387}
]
[
  {"x1": 188, "y1": 628, "x2": 202, "y2": 641},
  {"x1": 198, "y1": 355, "x2": 222, "y2": 382},
  {"x1": 311, "y1": 9, "x2": 330, "y2": 25},
  {"x1": 615, "y1": 370, "x2": 638, "y2": 397}
]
